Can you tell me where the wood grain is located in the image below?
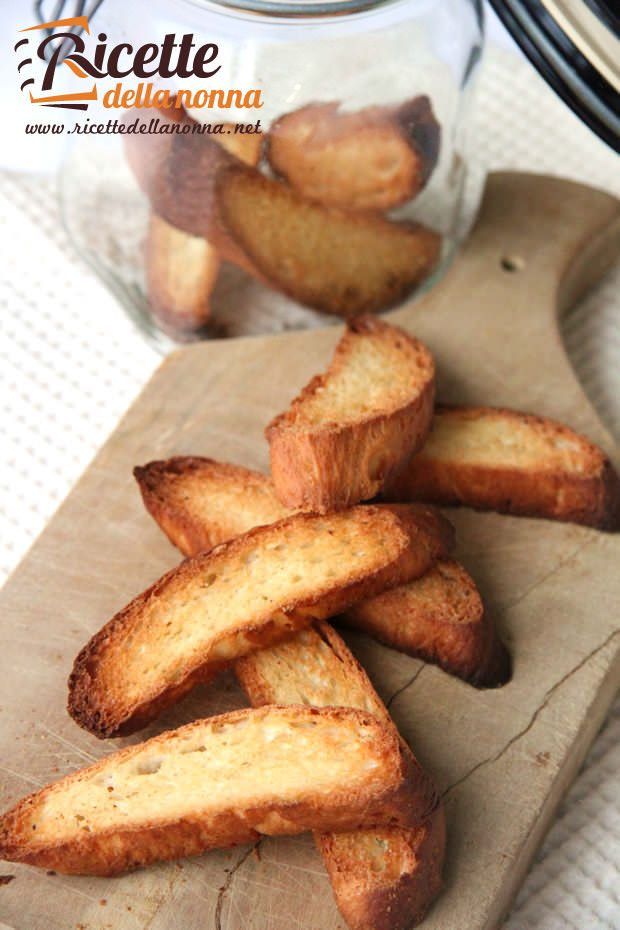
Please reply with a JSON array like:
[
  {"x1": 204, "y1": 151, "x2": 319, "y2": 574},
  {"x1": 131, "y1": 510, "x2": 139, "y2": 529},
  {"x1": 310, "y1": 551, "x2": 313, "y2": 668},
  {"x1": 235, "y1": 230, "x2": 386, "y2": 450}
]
[{"x1": 0, "y1": 173, "x2": 619, "y2": 930}]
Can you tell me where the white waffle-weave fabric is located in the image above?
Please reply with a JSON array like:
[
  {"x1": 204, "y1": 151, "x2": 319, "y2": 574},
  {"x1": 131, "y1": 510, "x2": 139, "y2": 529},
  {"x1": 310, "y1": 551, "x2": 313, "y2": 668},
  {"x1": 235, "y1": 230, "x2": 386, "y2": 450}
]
[{"x1": 0, "y1": 40, "x2": 619, "y2": 930}]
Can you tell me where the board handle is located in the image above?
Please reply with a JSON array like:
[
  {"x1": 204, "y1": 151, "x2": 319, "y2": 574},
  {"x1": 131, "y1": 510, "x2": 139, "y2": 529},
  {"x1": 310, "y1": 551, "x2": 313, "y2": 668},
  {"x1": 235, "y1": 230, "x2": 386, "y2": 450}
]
[
  {"x1": 395, "y1": 171, "x2": 620, "y2": 327},
  {"x1": 389, "y1": 173, "x2": 620, "y2": 452}
]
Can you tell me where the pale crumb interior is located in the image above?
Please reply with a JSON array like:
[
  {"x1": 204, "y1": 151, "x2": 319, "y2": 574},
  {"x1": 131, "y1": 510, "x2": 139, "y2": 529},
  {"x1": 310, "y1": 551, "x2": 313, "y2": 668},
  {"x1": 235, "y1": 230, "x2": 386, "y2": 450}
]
[
  {"x1": 25, "y1": 712, "x2": 383, "y2": 844},
  {"x1": 173, "y1": 470, "x2": 288, "y2": 534},
  {"x1": 98, "y1": 509, "x2": 403, "y2": 703},
  {"x1": 246, "y1": 626, "x2": 383, "y2": 719},
  {"x1": 294, "y1": 335, "x2": 429, "y2": 427},
  {"x1": 423, "y1": 412, "x2": 597, "y2": 473},
  {"x1": 224, "y1": 172, "x2": 437, "y2": 315}
]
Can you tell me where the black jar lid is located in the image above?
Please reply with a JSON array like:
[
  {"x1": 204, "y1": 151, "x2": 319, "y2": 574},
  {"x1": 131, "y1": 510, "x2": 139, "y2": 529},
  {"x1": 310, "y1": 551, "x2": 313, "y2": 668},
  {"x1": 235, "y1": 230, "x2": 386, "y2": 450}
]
[{"x1": 489, "y1": 0, "x2": 620, "y2": 152}]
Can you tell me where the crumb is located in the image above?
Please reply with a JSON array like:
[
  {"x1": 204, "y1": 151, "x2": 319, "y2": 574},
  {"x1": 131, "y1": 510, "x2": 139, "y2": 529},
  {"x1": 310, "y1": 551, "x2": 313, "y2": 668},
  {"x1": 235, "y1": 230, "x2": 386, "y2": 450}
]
[
  {"x1": 47, "y1": 870, "x2": 57, "y2": 876},
  {"x1": 0, "y1": 875, "x2": 15, "y2": 885},
  {"x1": 100, "y1": 899, "x2": 107, "y2": 906},
  {"x1": 535, "y1": 751, "x2": 551, "y2": 767}
]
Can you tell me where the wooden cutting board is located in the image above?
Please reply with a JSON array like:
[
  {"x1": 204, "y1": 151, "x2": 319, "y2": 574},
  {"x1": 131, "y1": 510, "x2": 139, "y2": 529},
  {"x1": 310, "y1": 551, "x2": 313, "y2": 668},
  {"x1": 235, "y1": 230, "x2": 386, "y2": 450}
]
[{"x1": 1, "y1": 173, "x2": 619, "y2": 930}]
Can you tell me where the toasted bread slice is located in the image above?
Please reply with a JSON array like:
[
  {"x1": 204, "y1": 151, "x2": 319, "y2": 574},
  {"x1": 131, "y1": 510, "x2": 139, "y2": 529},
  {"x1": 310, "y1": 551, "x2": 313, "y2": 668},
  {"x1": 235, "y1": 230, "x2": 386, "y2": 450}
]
[
  {"x1": 135, "y1": 456, "x2": 291, "y2": 555},
  {"x1": 319, "y1": 820, "x2": 445, "y2": 930},
  {"x1": 236, "y1": 622, "x2": 444, "y2": 929},
  {"x1": 216, "y1": 164, "x2": 441, "y2": 316},
  {"x1": 69, "y1": 505, "x2": 449, "y2": 738},
  {"x1": 385, "y1": 404, "x2": 620, "y2": 530},
  {"x1": 266, "y1": 316, "x2": 435, "y2": 512},
  {"x1": 345, "y1": 559, "x2": 510, "y2": 687},
  {"x1": 146, "y1": 215, "x2": 220, "y2": 334},
  {"x1": 145, "y1": 125, "x2": 263, "y2": 335},
  {"x1": 0, "y1": 705, "x2": 420, "y2": 876},
  {"x1": 266, "y1": 96, "x2": 440, "y2": 211},
  {"x1": 133, "y1": 457, "x2": 510, "y2": 687}
]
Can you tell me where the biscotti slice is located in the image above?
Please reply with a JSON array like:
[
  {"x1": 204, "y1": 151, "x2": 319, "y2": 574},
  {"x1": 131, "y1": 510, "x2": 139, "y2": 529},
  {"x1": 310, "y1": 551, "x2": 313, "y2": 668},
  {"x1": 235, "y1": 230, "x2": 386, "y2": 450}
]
[
  {"x1": 236, "y1": 622, "x2": 444, "y2": 930},
  {"x1": 134, "y1": 456, "x2": 291, "y2": 555},
  {"x1": 266, "y1": 316, "x2": 435, "y2": 512},
  {"x1": 266, "y1": 96, "x2": 440, "y2": 211},
  {"x1": 384, "y1": 404, "x2": 620, "y2": 530},
  {"x1": 345, "y1": 558, "x2": 510, "y2": 687},
  {"x1": 216, "y1": 164, "x2": 441, "y2": 316},
  {"x1": 69, "y1": 505, "x2": 448, "y2": 738},
  {"x1": 145, "y1": 125, "x2": 263, "y2": 335},
  {"x1": 133, "y1": 457, "x2": 509, "y2": 688},
  {"x1": 146, "y1": 215, "x2": 221, "y2": 335},
  {"x1": 0, "y1": 705, "x2": 419, "y2": 876}
]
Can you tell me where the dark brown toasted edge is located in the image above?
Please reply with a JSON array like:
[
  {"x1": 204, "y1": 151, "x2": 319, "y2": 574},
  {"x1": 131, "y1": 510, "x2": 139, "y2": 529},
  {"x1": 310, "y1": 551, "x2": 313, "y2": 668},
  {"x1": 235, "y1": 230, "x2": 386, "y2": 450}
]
[
  {"x1": 68, "y1": 506, "x2": 452, "y2": 738},
  {"x1": 265, "y1": 95, "x2": 440, "y2": 206},
  {"x1": 266, "y1": 317, "x2": 436, "y2": 511},
  {"x1": 396, "y1": 95, "x2": 441, "y2": 188},
  {"x1": 318, "y1": 807, "x2": 446, "y2": 930},
  {"x1": 343, "y1": 559, "x2": 511, "y2": 688},
  {"x1": 0, "y1": 706, "x2": 418, "y2": 875},
  {"x1": 385, "y1": 404, "x2": 620, "y2": 531}
]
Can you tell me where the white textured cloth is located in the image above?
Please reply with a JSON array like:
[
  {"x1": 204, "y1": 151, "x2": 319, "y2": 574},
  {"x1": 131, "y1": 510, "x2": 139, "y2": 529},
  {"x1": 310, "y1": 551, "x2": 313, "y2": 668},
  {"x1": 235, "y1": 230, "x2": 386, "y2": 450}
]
[{"x1": 0, "y1": 45, "x2": 618, "y2": 930}]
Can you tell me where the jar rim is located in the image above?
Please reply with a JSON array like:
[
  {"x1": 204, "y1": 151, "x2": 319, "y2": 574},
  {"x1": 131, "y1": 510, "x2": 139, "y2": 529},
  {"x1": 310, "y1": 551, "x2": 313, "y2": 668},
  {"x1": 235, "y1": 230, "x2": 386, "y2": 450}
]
[{"x1": 177, "y1": 0, "x2": 400, "y2": 19}]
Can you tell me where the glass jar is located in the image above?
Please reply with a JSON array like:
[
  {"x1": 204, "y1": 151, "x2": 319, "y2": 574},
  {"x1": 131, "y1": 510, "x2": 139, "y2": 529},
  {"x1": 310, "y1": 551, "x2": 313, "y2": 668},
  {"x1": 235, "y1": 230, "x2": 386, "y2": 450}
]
[{"x1": 60, "y1": 0, "x2": 485, "y2": 349}]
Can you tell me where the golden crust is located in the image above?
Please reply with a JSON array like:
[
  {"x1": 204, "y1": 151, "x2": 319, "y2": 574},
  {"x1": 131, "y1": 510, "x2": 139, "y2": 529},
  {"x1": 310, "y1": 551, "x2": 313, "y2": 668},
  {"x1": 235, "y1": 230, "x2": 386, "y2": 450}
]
[
  {"x1": 345, "y1": 559, "x2": 511, "y2": 688},
  {"x1": 0, "y1": 706, "x2": 418, "y2": 876},
  {"x1": 266, "y1": 317, "x2": 436, "y2": 512},
  {"x1": 68, "y1": 505, "x2": 446, "y2": 738},
  {"x1": 266, "y1": 96, "x2": 440, "y2": 211},
  {"x1": 216, "y1": 165, "x2": 441, "y2": 316},
  {"x1": 385, "y1": 404, "x2": 620, "y2": 530},
  {"x1": 236, "y1": 621, "x2": 444, "y2": 927}
]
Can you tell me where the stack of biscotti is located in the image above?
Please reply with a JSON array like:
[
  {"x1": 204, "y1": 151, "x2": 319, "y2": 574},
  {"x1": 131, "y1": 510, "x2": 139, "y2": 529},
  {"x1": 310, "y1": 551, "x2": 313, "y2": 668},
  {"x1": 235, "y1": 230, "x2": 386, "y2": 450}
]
[
  {"x1": 126, "y1": 96, "x2": 442, "y2": 334},
  {"x1": 129, "y1": 311, "x2": 617, "y2": 930},
  {"x1": 0, "y1": 317, "x2": 452, "y2": 930},
  {"x1": 134, "y1": 456, "x2": 509, "y2": 688},
  {"x1": 3, "y1": 315, "x2": 618, "y2": 930},
  {"x1": 0, "y1": 509, "x2": 450, "y2": 927}
]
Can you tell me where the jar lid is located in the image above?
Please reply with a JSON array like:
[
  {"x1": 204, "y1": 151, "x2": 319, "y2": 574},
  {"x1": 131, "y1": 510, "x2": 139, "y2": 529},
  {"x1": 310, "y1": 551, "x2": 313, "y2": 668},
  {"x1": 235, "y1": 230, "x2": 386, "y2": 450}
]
[{"x1": 489, "y1": 0, "x2": 620, "y2": 152}]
